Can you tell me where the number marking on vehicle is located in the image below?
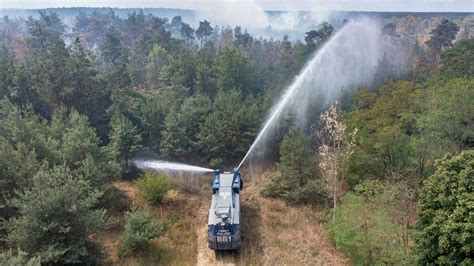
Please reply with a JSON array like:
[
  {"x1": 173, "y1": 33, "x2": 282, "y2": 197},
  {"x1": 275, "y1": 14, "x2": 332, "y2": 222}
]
[{"x1": 217, "y1": 236, "x2": 230, "y2": 242}]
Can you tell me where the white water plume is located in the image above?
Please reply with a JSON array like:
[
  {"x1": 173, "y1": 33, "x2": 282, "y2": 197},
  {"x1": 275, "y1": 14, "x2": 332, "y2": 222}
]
[
  {"x1": 133, "y1": 160, "x2": 214, "y2": 173},
  {"x1": 238, "y1": 18, "x2": 383, "y2": 169}
]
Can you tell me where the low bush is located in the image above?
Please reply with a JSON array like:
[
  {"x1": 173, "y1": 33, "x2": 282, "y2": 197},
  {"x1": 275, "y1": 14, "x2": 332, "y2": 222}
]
[
  {"x1": 120, "y1": 205, "x2": 166, "y2": 256},
  {"x1": 99, "y1": 186, "x2": 130, "y2": 213},
  {"x1": 326, "y1": 180, "x2": 417, "y2": 265},
  {"x1": 135, "y1": 172, "x2": 173, "y2": 204}
]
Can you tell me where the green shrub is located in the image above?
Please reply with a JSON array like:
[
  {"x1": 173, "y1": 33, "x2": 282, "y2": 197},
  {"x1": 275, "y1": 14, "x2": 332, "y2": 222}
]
[
  {"x1": 326, "y1": 180, "x2": 417, "y2": 265},
  {"x1": 99, "y1": 186, "x2": 130, "y2": 213},
  {"x1": 120, "y1": 205, "x2": 166, "y2": 256},
  {"x1": 136, "y1": 172, "x2": 173, "y2": 204}
]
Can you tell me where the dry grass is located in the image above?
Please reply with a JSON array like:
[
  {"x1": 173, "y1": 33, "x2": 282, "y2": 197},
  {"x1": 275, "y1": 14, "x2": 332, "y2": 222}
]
[
  {"x1": 96, "y1": 180, "x2": 202, "y2": 265},
  {"x1": 95, "y1": 171, "x2": 349, "y2": 265},
  {"x1": 238, "y1": 171, "x2": 349, "y2": 266}
]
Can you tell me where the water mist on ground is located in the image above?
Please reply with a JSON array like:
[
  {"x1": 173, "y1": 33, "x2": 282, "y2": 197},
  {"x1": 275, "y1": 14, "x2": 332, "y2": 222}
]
[
  {"x1": 133, "y1": 160, "x2": 214, "y2": 173},
  {"x1": 238, "y1": 18, "x2": 383, "y2": 169}
]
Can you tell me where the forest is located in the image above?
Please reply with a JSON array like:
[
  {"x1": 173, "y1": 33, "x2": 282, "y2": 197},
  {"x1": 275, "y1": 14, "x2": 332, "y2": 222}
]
[{"x1": 0, "y1": 9, "x2": 472, "y2": 265}]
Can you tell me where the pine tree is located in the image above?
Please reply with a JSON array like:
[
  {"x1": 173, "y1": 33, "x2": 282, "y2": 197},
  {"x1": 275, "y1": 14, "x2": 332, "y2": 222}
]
[
  {"x1": 305, "y1": 22, "x2": 334, "y2": 43},
  {"x1": 262, "y1": 127, "x2": 325, "y2": 204},
  {"x1": 139, "y1": 94, "x2": 170, "y2": 152},
  {"x1": 0, "y1": 249, "x2": 41, "y2": 266},
  {"x1": 426, "y1": 19, "x2": 459, "y2": 68},
  {"x1": 0, "y1": 45, "x2": 13, "y2": 99},
  {"x1": 0, "y1": 139, "x2": 39, "y2": 222},
  {"x1": 3, "y1": 166, "x2": 113, "y2": 264},
  {"x1": 160, "y1": 49, "x2": 196, "y2": 91},
  {"x1": 160, "y1": 94, "x2": 211, "y2": 161},
  {"x1": 100, "y1": 27, "x2": 122, "y2": 67},
  {"x1": 214, "y1": 48, "x2": 255, "y2": 95},
  {"x1": 67, "y1": 38, "x2": 109, "y2": 137},
  {"x1": 61, "y1": 111, "x2": 102, "y2": 168},
  {"x1": 160, "y1": 109, "x2": 187, "y2": 160},
  {"x1": 0, "y1": 100, "x2": 60, "y2": 163},
  {"x1": 108, "y1": 114, "x2": 142, "y2": 166},
  {"x1": 194, "y1": 47, "x2": 215, "y2": 96},
  {"x1": 196, "y1": 20, "x2": 213, "y2": 47},
  {"x1": 170, "y1": 16, "x2": 183, "y2": 39},
  {"x1": 120, "y1": 205, "x2": 165, "y2": 256},
  {"x1": 196, "y1": 89, "x2": 259, "y2": 166},
  {"x1": 28, "y1": 37, "x2": 70, "y2": 118},
  {"x1": 180, "y1": 22, "x2": 195, "y2": 45},
  {"x1": 25, "y1": 11, "x2": 65, "y2": 51}
]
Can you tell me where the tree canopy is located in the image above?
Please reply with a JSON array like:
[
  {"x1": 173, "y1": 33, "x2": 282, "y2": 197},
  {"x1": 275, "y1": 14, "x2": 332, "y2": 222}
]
[
  {"x1": 416, "y1": 150, "x2": 473, "y2": 265},
  {"x1": 3, "y1": 166, "x2": 113, "y2": 264}
]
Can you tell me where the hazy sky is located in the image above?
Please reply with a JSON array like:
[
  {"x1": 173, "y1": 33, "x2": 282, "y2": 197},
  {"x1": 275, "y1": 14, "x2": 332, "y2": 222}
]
[{"x1": 1, "y1": 0, "x2": 473, "y2": 12}]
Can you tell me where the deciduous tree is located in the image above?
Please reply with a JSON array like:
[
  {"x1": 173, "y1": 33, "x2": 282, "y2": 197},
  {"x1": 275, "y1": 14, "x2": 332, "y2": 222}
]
[
  {"x1": 416, "y1": 150, "x2": 473, "y2": 265},
  {"x1": 313, "y1": 103, "x2": 355, "y2": 221}
]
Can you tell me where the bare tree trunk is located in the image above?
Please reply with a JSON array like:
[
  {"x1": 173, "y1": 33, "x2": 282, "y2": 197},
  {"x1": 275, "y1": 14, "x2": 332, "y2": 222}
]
[
  {"x1": 333, "y1": 151, "x2": 337, "y2": 223},
  {"x1": 363, "y1": 216, "x2": 372, "y2": 265},
  {"x1": 434, "y1": 47, "x2": 441, "y2": 69},
  {"x1": 333, "y1": 172, "x2": 337, "y2": 222}
]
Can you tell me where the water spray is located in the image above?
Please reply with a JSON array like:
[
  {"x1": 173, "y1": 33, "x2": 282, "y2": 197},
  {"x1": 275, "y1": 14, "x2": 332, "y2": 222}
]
[
  {"x1": 237, "y1": 18, "x2": 382, "y2": 169},
  {"x1": 132, "y1": 160, "x2": 214, "y2": 173}
]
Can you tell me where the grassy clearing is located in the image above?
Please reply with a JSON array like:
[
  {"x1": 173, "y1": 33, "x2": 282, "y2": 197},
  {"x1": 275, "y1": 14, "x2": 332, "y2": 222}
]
[
  {"x1": 96, "y1": 171, "x2": 348, "y2": 265},
  {"x1": 241, "y1": 171, "x2": 349, "y2": 265},
  {"x1": 97, "y1": 181, "x2": 202, "y2": 265}
]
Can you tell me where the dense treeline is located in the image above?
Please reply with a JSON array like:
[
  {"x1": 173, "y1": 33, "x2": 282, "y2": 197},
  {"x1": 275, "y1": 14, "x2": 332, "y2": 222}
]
[
  {"x1": 261, "y1": 19, "x2": 473, "y2": 265},
  {"x1": 327, "y1": 43, "x2": 472, "y2": 264},
  {"x1": 0, "y1": 10, "x2": 472, "y2": 264},
  {"x1": 0, "y1": 10, "x2": 331, "y2": 263},
  {"x1": 0, "y1": 11, "x2": 330, "y2": 166},
  {"x1": 326, "y1": 75, "x2": 472, "y2": 264}
]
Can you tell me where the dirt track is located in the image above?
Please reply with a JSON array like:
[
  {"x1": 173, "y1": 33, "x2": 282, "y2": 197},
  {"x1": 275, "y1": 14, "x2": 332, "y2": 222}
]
[
  {"x1": 195, "y1": 181, "x2": 238, "y2": 266},
  {"x1": 195, "y1": 169, "x2": 349, "y2": 265},
  {"x1": 196, "y1": 221, "x2": 238, "y2": 266}
]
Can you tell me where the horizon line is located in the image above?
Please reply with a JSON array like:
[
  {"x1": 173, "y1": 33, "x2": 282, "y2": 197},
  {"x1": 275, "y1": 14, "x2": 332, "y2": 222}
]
[{"x1": 1, "y1": 6, "x2": 473, "y2": 13}]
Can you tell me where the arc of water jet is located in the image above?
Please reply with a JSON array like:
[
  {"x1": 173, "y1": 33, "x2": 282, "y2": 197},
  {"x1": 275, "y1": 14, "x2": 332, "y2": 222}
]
[
  {"x1": 133, "y1": 160, "x2": 214, "y2": 173},
  {"x1": 237, "y1": 19, "x2": 382, "y2": 169},
  {"x1": 237, "y1": 74, "x2": 302, "y2": 169},
  {"x1": 237, "y1": 37, "x2": 325, "y2": 170}
]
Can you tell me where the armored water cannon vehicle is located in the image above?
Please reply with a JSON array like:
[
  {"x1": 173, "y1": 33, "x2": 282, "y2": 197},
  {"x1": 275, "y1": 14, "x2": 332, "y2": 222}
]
[{"x1": 208, "y1": 167, "x2": 243, "y2": 250}]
